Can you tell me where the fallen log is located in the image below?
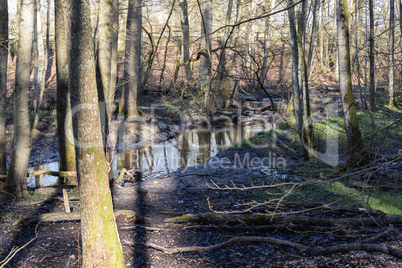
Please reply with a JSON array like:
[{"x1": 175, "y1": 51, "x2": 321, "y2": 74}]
[
  {"x1": 145, "y1": 236, "x2": 402, "y2": 259},
  {"x1": 27, "y1": 170, "x2": 77, "y2": 178},
  {"x1": 14, "y1": 210, "x2": 139, "y2": 226},
  {"x1": 164, "y1": 212, "x2": 402, "y2": 228}
]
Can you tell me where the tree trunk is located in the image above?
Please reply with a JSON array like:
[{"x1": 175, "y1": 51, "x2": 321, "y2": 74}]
[
  {"x1": 0, "y1": 0, "x2": 7, "y2": 176},
  {"x1": 228, "y1": 0, "x2": 252, "y2": 108},
  {"x1": 55, "y1": 0, "x2": 76, "y2": 185},
  {"x1": 296, "y1": 1, "x2": 314, "y2": 156},
  {"x1": 4, "y1": 0, "x2": 35, "y2": 198},
  {"x1": 198, "y1": 0, "x2": 213, "y2": 115},
  {"x1": 354, "y1": 0, "x2": 365, "y2": 109},
  {"x1": 306, "y1": 0, "x2": 320, "y2": 77},
  {"x1": 46, "y1": 0, "x2": 50, "y2": 58},
  {"x1": 70, "y1": 0, "x2": 126, "y2": 266},
  {"x1": 109, "y1": 0, "x2": 119, "y2": 110},
  {"x1": 97, "y1": 0, "x2": 117, "y2": 146},
  {"x1": 32, "y1": 0, "x2": 47, "y2": 131},
  {"x1": 259, "y1": 0, "x2": 273, "y2": 86},
  {"x1": 336, "y1": 0, "x2": 368, "y2": 168},
  {"x1": 179, "y1": 0, "x2": 192, "y2": 82},
  {"x1": 216, "y1": 0, "x2": 233, "y2": 84},
  {"x1": 369, "y1": 0, "x2": 376, "y2": 111},
  {"x1": 123, "y1": 0, "x2": 142, "y2": 116},
  {"x1": 388, "y1": 0, "x2": 397, "y2": 107},
  {"x1": 288, "y1": 0, "x2": 307, "y2": 159}
]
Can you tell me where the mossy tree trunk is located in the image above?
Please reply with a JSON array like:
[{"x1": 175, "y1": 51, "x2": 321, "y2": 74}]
[
  {"x1": 55, "y1": 0, "x2": 76, "y2": 185},
  {"x1": 0, "y1": 0, "x2": 8, "y2": 176},
  {"x1": 336, "y1": 0, "x2": 368, "y2": 168},
  {"x1": 4, "y1": 0, "x2": 35, "y2": 198},
  {"x1": 70, "y1": 0, "x2": 126, "y2": 266},
  {"x1": 123, "y1": 0, "x2": 142, "y2": 116}
]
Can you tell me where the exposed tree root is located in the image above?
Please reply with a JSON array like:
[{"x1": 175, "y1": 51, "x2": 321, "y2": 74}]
[{"x1": 146, "y1": 236, "x2": 402, "y2": 259}]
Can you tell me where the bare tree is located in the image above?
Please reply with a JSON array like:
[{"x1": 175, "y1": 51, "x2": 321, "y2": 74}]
[
  {"x1": 70, "y1": 0, "x2": 126, "y2": 266},
  {"x1": 4, "y1": 0, "x2": 35, "y2": 197},
  {"x1": 123, "y1": 0, "x2": 142, "y2": 116},
  {"x1": 55, "y1": 0, "x2": 76, "y2": 184},
  {"x1": 0, "y1": 0, "x2": 8, "y2": 176},
  {"x1": 336, "y1": 0, "x2": 368, "y2": 167}
]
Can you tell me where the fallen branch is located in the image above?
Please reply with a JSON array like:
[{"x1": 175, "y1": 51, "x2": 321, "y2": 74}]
[
  {"x1": 0, "y1": 238, "x2": 37, "y2": 267},
  {"x1": 146, "y1": 236, "x2": 402, "y2": 259}
]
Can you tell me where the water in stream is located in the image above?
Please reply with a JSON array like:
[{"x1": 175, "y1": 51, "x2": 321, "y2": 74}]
[{"x1": 28, "y1": 122, "x2": 273, "y2": 187}]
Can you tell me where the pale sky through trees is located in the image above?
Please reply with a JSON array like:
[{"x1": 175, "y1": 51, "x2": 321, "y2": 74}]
[{"x1": 8, "y1": 0, "x2": 17, "y2": 15}]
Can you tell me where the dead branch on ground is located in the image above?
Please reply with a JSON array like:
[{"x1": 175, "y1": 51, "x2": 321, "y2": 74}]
[{"x1": 145, "y1": 236, "x2": 402, "y2": 259}]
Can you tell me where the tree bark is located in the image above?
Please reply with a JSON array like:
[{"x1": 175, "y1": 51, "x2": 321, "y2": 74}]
[
  {"x1": 55, "y1": 0, "x2": 76, "y2": 185},
  {"x1": 259, "y1": 0, "x2": 273, "y2": 86},
  {"x1": 216, "y1": 0, "x2": 233, "y2": 84},
  {"x1": 70, "y1": 0, "x2": 126, "y2": 266},
  {"x1": 97, "y1": 0, "x2": 117, "y2": 146},
  {"x1": 306, "y1": 0, "x2": 320, "y2": 77},
  {"x1": 336, "y1": 0, "x2": 368, "y2": 167},
  {"x1": 179, "y1": 0, "x2": 192, "y2": 82},
  {"x1": 4, "y1": 0, "x2": 35, "y2": 198},
  {"x1": 369, "y1": 0, "x2": 376, "y2": 111},
  {"x1": 0, "y1": 0, "x2": 8, "y2": 176},
  {"x1": 32, "y1": 0, "x2": 47, "y2": 131},
  {"x1": 296, "y1": 1, "x2": 314, "y2": 157},
  {"x1": 288, "y1": 0, "x2": 307, "y2": 159},
  {"x1": 388, "y1": 0, "x2": 397, "y2": 107},
  {"x1": 228, "y1": 0, "x2": 252, "y2": 108},
  {"x1": 198, "y1": 0, "x2": 213, "y2": 115},
  {"x1": 123, "y1": 0, "x2": 142, "y2": 116}
]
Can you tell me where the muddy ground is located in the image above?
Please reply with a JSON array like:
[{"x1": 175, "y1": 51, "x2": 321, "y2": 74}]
[{"x1": 1, "y1": 142, "x2": 402, "y2": 267}]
